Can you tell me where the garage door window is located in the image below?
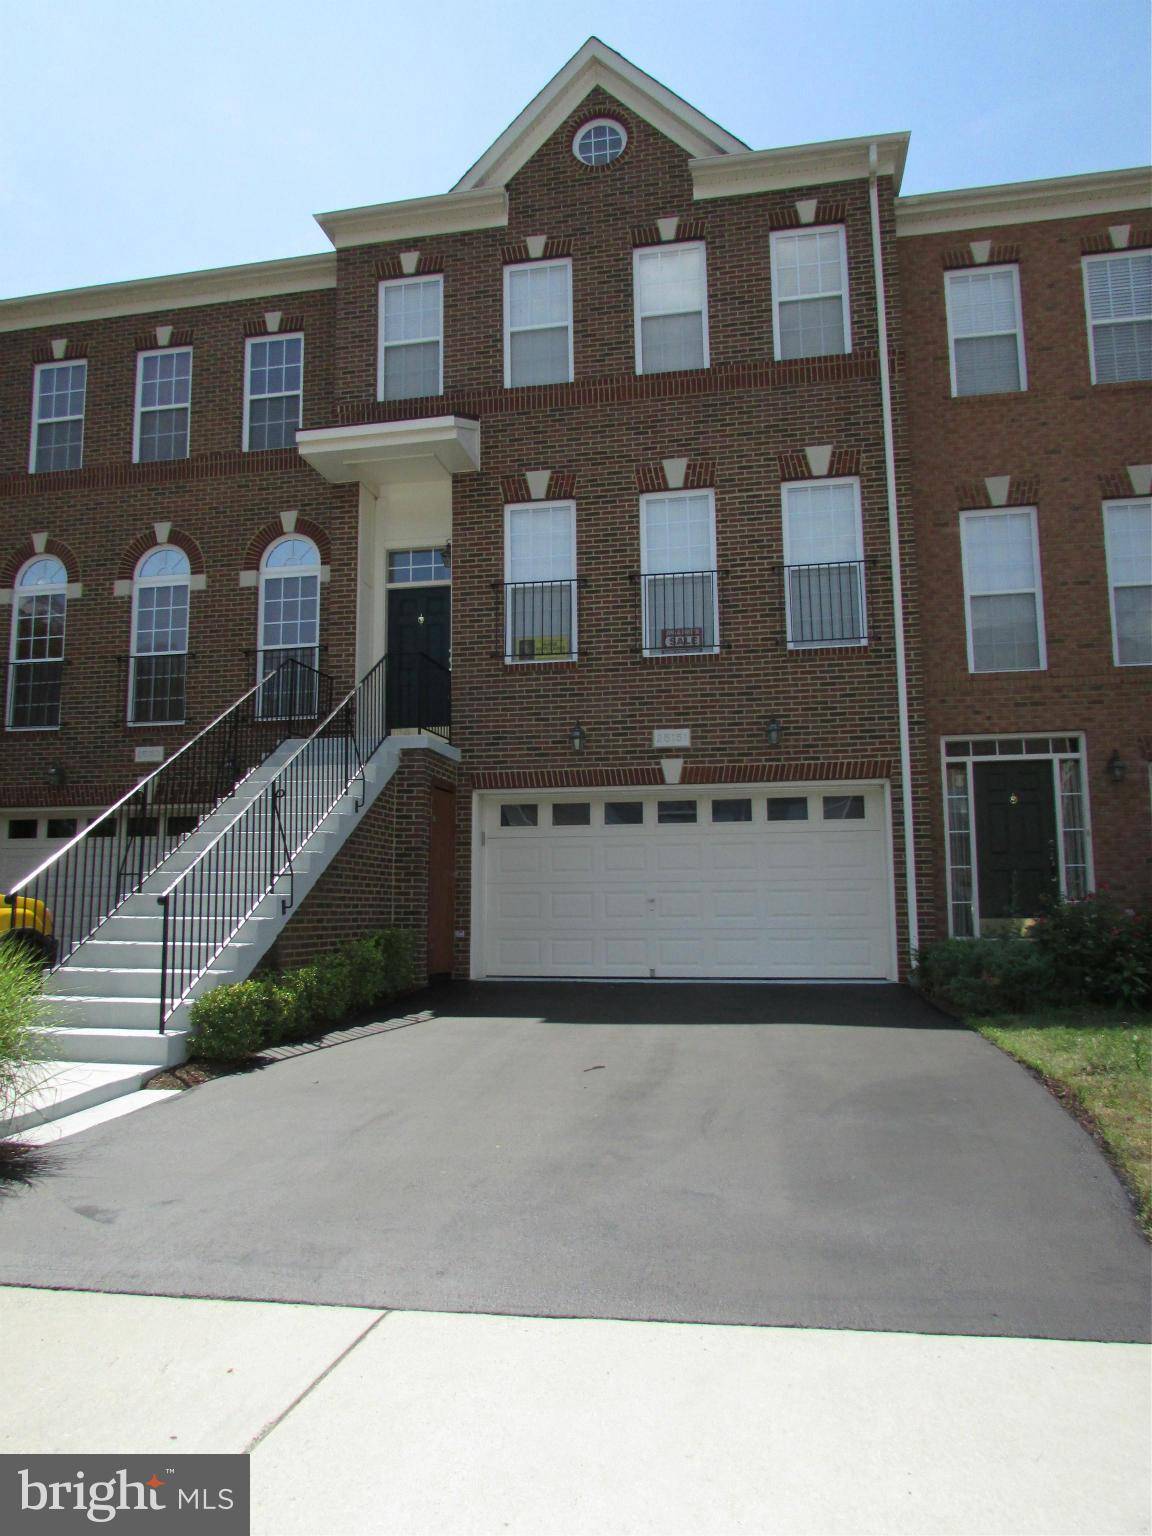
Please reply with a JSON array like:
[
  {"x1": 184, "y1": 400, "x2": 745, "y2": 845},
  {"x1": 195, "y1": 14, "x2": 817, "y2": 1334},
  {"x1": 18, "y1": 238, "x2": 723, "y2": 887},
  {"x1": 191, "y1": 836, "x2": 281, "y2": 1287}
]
[
  {"x1": 767, "y1": 796, "x2": 808, "y2": 821},
  {"x1": 552, "y1": 803, "x2": 590, "y2": 826},
  {"x1": 658, "y1": 800, "x2": 697, "y2": 823},
  {"x1": 604, "y1": 802, "x2": 643, "y2": 825},
  {"x1": 500, "y1": 804, "x2": 538, "y2": 827},
  {"x1": 823, "y1": 795, "x2": 865, "y2": 820},
  {"x1": 712, "y1": 798, "x2": 751, "y2": 822}
]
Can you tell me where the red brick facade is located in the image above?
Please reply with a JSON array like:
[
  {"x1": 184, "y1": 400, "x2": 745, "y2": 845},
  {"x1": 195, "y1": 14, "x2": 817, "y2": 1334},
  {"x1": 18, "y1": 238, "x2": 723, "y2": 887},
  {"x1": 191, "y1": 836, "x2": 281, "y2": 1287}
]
[{"x1": 0, "y1": 50, "x2": 1147, "y2": 977}]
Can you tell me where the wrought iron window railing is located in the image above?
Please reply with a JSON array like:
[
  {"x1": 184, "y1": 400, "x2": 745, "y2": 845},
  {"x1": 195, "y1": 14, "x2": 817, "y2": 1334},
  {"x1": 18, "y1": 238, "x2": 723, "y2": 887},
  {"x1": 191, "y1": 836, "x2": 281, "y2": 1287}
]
[
  {"x1": 637, "y1": 569, "x2": 719, "y2": 655},
  {"x1": 784, "y1": 560, "x2": 868, "y2": 646},
  {"x1": 7, "y1": 659, "x2": 65, "y2": 730},
  {"x1": 130, "y1": 652, "x2": 188, "y2": 725},
  {"x1": 502, "y1": 578, "x2": 578, "y2": 661}
]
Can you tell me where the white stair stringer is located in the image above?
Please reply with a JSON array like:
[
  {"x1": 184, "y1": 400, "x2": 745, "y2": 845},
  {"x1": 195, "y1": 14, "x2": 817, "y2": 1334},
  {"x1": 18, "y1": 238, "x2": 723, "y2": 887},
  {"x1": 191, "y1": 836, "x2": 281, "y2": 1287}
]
[{"x1": 8, "y1": 734, "x2": 453, "y2": 1133}]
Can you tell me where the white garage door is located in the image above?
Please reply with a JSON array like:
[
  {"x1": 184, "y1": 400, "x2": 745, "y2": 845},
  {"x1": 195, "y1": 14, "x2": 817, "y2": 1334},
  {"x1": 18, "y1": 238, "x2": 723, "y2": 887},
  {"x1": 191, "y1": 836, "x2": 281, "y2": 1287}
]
[{"x1": 479, "y1": 786, "x2": 894, "y2": 980}]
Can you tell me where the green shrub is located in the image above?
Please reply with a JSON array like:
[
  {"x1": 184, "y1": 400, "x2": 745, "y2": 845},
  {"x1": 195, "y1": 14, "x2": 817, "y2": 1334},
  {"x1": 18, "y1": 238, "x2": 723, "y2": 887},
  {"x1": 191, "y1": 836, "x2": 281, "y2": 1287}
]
[
  {"x1": 188, "y1": 928, "x2": 419, "y2": 1060},
  {"x1": 1030, "y1": 895, "x2": 1151, "y2": 1009},
  {"x1": 187, "y1": 980, "x2": 273, "y2": 1060},
  {"x1": 913, "y1": 936, "x2": 1058, "y2": 1015},
  {"x1": 0, "y1": 942, "x2": 52, "y2": 1122}
]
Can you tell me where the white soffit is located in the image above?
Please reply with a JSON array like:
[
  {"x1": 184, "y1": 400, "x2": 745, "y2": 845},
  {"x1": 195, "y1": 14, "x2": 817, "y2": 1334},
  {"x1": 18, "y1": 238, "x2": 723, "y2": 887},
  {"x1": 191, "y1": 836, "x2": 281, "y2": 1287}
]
[
  {"x1": 453, "y1": 36, "x2": 747, "y2": 192},
  {"x1": 895, "y1": 165, "x2": 1152, "y2": 236},
  {"x1": 296, "y1": 418, "x2": 480, "y2": 492},
  {"x1": 691, "y1": 132, "x2": 910, "y2": 200},
  {"x1": 0, "y1": 253, "x2": 336, "y2": 332},
  {"x1": 315, "y1": 186, "x2": 509, "y2": 250}
]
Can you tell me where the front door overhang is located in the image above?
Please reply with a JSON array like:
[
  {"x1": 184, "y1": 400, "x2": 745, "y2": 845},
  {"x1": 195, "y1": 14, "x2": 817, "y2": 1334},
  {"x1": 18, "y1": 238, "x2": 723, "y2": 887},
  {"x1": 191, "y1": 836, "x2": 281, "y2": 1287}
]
[{"x1": 296, "y1": 416, "x2": 480, "y2": 490}]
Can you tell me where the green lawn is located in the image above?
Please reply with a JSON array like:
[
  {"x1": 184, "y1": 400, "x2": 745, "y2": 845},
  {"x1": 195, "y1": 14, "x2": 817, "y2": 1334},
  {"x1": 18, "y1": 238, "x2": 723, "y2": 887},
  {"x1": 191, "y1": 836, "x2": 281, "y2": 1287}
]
[{"x1": 974, "y1": 1009, "x2": 1151, "y2": 1233}]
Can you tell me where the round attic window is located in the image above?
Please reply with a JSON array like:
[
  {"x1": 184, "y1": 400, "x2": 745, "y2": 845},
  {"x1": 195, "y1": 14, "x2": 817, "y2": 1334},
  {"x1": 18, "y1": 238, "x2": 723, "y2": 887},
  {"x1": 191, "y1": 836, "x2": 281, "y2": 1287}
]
[{"x1": 573, "y1": 119, "x2": 626, "y2": 166}]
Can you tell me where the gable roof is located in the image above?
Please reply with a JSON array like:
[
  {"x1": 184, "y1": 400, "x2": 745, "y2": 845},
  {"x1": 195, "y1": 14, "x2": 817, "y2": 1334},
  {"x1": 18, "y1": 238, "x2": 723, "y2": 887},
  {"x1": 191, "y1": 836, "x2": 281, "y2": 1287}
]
[{"x1": 453, "y1": 36, "x2": 748, "y2": 191}]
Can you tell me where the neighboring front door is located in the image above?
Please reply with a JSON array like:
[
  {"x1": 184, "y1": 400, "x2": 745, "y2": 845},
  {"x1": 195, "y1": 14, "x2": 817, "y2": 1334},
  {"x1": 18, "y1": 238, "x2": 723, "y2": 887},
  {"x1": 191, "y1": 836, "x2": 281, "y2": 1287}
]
[
  {"x1": 386, "y1": 586, "x2": 450, "y2": 730},
  {"x1": 974, "y1": 760, "x2": 1059, "y2": 921},
  {"x1": 428, "y1": 785, "x2": 456, "y2": 976}
]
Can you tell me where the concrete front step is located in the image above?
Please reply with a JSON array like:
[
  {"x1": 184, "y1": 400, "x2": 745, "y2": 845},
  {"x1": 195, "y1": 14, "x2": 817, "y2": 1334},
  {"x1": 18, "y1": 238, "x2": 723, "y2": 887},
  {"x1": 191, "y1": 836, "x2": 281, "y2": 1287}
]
[
  {"x1": 31, "y1": 1025, "x2": 191, "y2": 1067},
  {"x1": 46, "y1": 961, "x2": 242, "y2": 1000},
  {"x1": 63, "y1": 938, "x2": 259, "y2": 969},
  {"x1": 2, "y1": 1060, "x2": 160, "y2": 1133}
]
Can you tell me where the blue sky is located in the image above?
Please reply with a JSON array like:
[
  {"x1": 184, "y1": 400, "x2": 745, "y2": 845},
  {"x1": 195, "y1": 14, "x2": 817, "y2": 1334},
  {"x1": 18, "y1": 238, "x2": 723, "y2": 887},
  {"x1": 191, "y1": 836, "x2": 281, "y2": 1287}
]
[{"x1": 1, "y1": 0, "x2": 1148, "y2": 299}]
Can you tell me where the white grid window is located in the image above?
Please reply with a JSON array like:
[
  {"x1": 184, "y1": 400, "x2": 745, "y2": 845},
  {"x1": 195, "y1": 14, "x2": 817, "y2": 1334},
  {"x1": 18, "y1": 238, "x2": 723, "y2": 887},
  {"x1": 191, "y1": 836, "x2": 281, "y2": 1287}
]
[
  {"x1": 770, "y1": 227, "x2": 851, "y2": 360},
  {"x1": 130, "y1": 547, "x2": 190, "y2": 725},
  {"x1": 945, "y1": 266, "x2": 1027, "y2": 395},
  {"x1": 781, "y1": 478, "x2": 867, "y2": 646},
  {"x1": 7, "y1": 557, "x2": 67, "y2": 730},
  {"x1": 504, "y1": 260, "x2": 573, "y2": 387},
  {"x1": 30, "y1": 361, "x2": 86, "y2": 473},
  {"x1": 503, "y1": 502, "x2": 577, "y2": 662},
  {"x1": 634, "y1": 243, "x2": 709, "y2": 374},
  {"x1": 244, "y1": 334, "x2": 303, "y2": 451},
  {"x1": 640, "y1": 491, "x2": 718, "y2": 654},
  {"x1": 378, "y1": 277, "x2": 443, "y2": 401},
  {"x1": 1083, "y1": 252, "x2": 1152, "y2": 384},
  {"x1": 960, "y1": 508, "x2": 1046, "y2": 673},
  {"x1": 134, "y1": 348, "x2": 192, "y2": 462},
  {"x1": 387, "y1": 548, "x2": 450, "y2": 584},
  {"x1": 1103, "y1": 497, "x2": 1152, "y2": 666},
  {"x1": 258, "y1": 536, "x2": 321, "y2": 718}
]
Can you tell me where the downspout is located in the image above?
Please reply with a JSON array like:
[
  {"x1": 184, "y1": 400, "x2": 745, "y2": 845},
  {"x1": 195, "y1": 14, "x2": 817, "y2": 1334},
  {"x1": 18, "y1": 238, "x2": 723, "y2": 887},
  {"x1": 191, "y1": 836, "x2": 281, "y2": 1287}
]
[{"x1": 868, "y1": 141, "x2": 920, "y2": 961}]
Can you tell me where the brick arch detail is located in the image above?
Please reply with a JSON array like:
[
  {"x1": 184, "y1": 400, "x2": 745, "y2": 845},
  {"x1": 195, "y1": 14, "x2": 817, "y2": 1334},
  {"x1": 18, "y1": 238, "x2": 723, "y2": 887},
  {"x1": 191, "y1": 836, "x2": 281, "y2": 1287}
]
[
  {"x1": 243, "y1": 517, "x2": 331, "y2": 570},
  {"x1": 2, "y1": 537, "x2": 80, "y2": 587},
  {"x1": 116, "y1": 526, "x2": 205, "y2": 582}
]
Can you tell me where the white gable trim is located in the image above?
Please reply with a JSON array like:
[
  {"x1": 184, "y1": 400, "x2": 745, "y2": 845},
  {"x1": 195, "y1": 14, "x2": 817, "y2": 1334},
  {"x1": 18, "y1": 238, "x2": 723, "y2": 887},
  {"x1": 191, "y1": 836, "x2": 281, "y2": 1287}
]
[{"x1": 453, "y1": 37, "x2": 746, "y2": 192}]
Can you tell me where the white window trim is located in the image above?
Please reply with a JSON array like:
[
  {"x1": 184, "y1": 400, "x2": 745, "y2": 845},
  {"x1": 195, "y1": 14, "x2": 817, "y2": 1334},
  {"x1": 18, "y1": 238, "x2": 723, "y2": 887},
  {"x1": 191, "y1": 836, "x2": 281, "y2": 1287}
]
[
  {"x1": 28, "y1": 359, "x2": 87, "y2": 474},
  {"x1": 939, "y1": 734, "x2": 1094, "y2": 938},
  {"x1": 780, "y1": 476, "x2": 867, "y2": 649},
  {"x1": 385, "y1": 548, "x2": 452, "y2": 588},
  {"x1": 502, "y1": 501, "x2": 578, "y2": 664},
  {"x1": 132, "y1": 347, "x2": 193, "y2": 464},
  {"x1": 377, "y1": 274, "x2": 444, "y2": 402},
  {"x1": 257, "y1": 535, "x2": 323, "y2": 691},
  {"x1": 571, "y1": 118, "x2": 628, "y2": 165},
  {"x1": 1102, "y1": 496, "x2": 1152, "y2": 667},
  {"x1": 502, "y1": 259, "x2": 574, "y2": 389},
  {"x1": 129, "y1": 547, "x2": 191, "y2": 726},
  {"x1": 959, "y1": 506, "x2": 1047, "y2": 674},
  {"x1": 769, "y1": 225, "x2": 852, "y2": 362},
  {"x1": 6, "y1": 557, "x2": 68, "y2": 732},
  {"x1": 242, "y1": 332, "x2": 304, "y2": 452},
  {"x1": 633, "y1": 241, "x2": 710, "y2": 375},
  {"x1": 638, "y1": 488, "x2": 719, "y2": 657},
  {"x1": 1081, "y1": 251, "x2": 1152, "y2": 386},
  {"x1": 944, "y1": 264, "x2": 1028, "y2": 396}
]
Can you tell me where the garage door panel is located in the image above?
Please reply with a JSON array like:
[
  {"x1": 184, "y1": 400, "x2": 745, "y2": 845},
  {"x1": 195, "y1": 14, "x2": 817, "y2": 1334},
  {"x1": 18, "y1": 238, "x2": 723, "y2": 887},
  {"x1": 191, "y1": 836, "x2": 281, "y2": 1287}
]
[{"x1": 482, "y1": 787, "x2": 891, "y2": 980}]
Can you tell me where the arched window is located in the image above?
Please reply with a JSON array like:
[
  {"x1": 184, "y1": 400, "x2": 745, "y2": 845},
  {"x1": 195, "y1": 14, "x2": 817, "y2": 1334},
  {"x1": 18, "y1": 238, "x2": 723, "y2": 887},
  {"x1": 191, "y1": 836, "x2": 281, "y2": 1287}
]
[
  {"x1": 7, "y1": 557, "x2": 68, "y2": 730},
  {"x1": 130, "y1": 546, "x2": 190, "y2": 724},
  {"x1": 257, "y1": 535, "x2": 321, "y2": 718}
]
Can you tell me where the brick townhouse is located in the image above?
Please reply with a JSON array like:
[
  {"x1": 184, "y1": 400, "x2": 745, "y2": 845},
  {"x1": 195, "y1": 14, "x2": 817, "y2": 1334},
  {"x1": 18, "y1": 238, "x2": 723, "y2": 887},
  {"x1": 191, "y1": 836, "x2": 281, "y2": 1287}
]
[{"x1": 0, "y1": 40, "x2": 1148, "y2": 1101}]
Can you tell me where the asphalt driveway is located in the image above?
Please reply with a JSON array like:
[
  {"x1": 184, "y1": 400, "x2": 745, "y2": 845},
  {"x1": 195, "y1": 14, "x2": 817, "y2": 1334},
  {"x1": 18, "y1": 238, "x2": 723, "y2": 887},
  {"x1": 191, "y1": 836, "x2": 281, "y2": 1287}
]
[{"x1": 1, "y1": 983, "x2": 1147, "y2": 1340}]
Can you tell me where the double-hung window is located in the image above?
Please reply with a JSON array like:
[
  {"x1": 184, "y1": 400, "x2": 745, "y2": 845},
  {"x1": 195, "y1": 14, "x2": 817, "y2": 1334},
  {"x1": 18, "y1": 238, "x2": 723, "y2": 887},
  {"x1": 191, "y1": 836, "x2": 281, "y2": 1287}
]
[
  {"x1": 130, "y1": 548, "x2": 190, "y2": 725},
  {"x1": 770, "y1": 227, "x2": 851, "y2": 360},
  {"x1": 378, "y1": 276, "x2": 443, "y2": 400},
  {"x1": 244, "y1": 334, "x2": 303, "y2": 450},
  {"x1": 959, "y1": 508, "x2": 1046, "y2": 673},
  {"x1": 134, "y1": 348, "x2": 192, "y2": 462},
  {"x1": 30, "y1": 361, "x2": 86, "y2": 472},
  {"x1": 781, "y1": 479, "x2": 867, "y2": 646},
  {"x1": 639, "y1": 491, "x2": 718, "y2": 655},
  {"x1": 1082, "y1": 252, "x2": 1152, "y2": 383},
  {"x1": 503, "y1": 502, "x2": 577, "y2": 661},
  {"x1": 504, "y1": 260, "x2": 573, "y2": 387},
  {"x1": 633, "y1": 243, "x2": 709, "y2": 373},
  {"x1": 1102, "y1": 498, "x2": 1152, "y2": 666},
  {"x1": 7, "y1": 557, "x2": 68, "y2": 730},
  {"x1": 944, "y1": 266, "x2": 1027, "y2": 395}
]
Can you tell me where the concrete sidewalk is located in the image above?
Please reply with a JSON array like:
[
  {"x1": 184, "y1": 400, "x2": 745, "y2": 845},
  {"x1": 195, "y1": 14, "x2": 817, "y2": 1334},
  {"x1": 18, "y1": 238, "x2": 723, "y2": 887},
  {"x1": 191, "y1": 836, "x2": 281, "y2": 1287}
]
[{"x1": 1, "y1": 1287, "x2": 1148, "y2": 1535}]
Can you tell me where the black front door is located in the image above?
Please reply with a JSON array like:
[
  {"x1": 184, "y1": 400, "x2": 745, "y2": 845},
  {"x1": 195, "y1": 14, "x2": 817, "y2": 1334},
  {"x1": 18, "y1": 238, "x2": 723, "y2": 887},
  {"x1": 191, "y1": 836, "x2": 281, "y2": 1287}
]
[
  {"x1": 386, "y1": 586, "x2": 450, "y2": 730},
  {"x1": 974, "y1": 760, "x2": 1059, "y2": 920}
]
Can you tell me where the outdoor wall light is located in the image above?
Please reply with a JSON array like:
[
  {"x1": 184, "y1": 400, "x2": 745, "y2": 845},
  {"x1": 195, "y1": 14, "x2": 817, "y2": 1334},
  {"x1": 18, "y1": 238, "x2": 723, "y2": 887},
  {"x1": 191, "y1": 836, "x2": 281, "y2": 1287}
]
[
  {"x1": 440, "y1": 543, "x2": 452, "y2": 572},
  {"x1": 46, "y1": 762, "x2": 67, "y2": 787},
  {"x1": 1106, "y1": 749, "x2": 1127, "y2": 784},
  {"x1": 766, "y1": 717, "x2": 782, "y2": 748},
  {"x1": 569, "y1": 722, "x2": 587, "y2": 753}
]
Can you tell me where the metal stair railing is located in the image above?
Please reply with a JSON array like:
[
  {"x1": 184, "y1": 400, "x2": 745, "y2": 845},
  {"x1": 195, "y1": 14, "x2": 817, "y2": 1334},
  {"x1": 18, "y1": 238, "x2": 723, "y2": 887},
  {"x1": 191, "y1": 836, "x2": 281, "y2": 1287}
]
[{"x1": 3, "y1": 657, "x2": 333, "y2": 969}]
